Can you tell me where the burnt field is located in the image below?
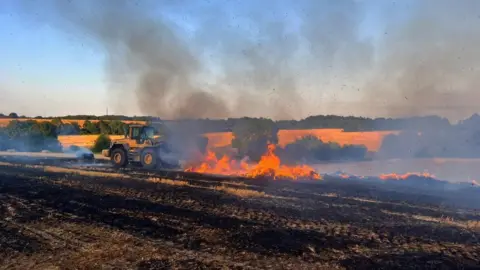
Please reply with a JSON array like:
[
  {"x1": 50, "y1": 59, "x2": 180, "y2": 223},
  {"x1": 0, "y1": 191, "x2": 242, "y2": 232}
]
[{"x1": 0, "y1": 159, "x2": 479, "y2": 269}]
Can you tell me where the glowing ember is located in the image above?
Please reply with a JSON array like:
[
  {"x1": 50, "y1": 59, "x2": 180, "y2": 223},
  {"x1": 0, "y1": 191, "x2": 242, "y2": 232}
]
[
  {"x1": 185, "y1": 144, "x2": 321, "y2": 180},
  {"x1": 379, "y1": 172, "x2": 435, "y2": 180}
]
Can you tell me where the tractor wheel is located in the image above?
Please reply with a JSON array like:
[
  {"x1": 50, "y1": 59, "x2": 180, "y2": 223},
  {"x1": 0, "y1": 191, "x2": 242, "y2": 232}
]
[
  {"x1": 111, "y1": 148, "x2": 128, "y2": 168},
  {"x1": 141, "y1": 149, "x2": 157, "y2": 169}
]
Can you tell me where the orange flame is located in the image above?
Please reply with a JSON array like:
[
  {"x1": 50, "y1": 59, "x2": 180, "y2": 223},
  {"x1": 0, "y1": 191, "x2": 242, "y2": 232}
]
[
  {"x1": 379, "y1": 172, "x2": 435, "y2": 180},
  {"x1": 185, "y1": 144, "x2": 321, "y2": 180},
  {"x1": 338, "y1": 173, "x2": 353, "y2": 179}
]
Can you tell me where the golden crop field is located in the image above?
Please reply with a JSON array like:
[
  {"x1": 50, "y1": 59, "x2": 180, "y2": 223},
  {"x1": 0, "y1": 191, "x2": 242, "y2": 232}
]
[
  {"x1": 203, "y1": 132, "x2": 235, "y2": 149},
  {"x1": 0, "y1": 118, "x2": 146, "y2": 127},
  {"x1": 204, "y1": 129, "x2": 399, "y2": 152},
  {"x1": 58, "y1": 135, "x2": 125, "y2": 148},
  {"x1": 277, "y1": 129, "x2": 399, "y2": 152}
]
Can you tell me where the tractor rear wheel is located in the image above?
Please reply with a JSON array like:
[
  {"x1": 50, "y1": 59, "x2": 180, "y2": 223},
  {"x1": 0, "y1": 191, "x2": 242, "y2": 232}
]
[
  {"x1": 111, "y1": 148, "x2": 128, "y2": 168},
  {"x1": 141, "y1": 149, "x2": 157, "y2": 169}
]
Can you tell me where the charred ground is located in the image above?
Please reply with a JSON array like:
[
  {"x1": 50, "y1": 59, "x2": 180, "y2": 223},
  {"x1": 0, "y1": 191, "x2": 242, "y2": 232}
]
[{"x1": 0, "y1": 160, "x2": 479, "y2": 269}]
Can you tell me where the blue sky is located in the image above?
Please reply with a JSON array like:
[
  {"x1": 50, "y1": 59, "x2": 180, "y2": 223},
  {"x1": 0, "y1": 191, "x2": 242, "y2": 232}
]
[
  {"x1": 1, "y1": 1, "x2": 106, "y2": 116},
  {"x1": 0, "y1": 0, "x2": 418, "y2": 118}
]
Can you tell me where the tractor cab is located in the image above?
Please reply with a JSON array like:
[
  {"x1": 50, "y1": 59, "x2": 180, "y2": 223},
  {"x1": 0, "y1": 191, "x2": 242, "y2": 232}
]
[
  {"x1": 102, "y1": 122, "x2": 208, "y2": 169},
  {"x1": 124, "y1": 125, "x2": 158, "y2": 145},
  {"x1": 102, "y1": 124, "x2": 174, "y2": 169}
]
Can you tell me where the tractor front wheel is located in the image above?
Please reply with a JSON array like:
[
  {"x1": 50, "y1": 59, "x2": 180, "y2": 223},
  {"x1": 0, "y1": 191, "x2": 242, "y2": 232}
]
[
  {"x1": 111, "y1": 148, "x2": 128, "y2": 168},
  {"x1": 141, "y1": 149, "x2": 157, "y2": 169}
]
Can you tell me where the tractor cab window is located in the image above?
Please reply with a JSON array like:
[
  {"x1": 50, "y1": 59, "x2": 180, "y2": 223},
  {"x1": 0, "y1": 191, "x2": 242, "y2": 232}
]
[
  {"x1": 144, "y1": 127, "x2": 155, "y2": 139},
  {"x1": 131, "y1": 127, "x2": 141, "y2": 139}
]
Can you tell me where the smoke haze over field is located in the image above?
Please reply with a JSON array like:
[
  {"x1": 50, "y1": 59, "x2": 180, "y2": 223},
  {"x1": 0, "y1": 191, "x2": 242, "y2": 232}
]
[
  {"x1": 4, "y1": 0, "x2": 480, "y2": 121},
  {"x1": 363, "y1": 0, "x2": 480, "y2": 120}
]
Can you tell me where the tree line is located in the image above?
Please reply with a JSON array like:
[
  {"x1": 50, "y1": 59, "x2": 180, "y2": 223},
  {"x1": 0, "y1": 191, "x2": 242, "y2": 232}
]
[
  {"x1": 1, "y1": 112, "x2": 457, "y2": 132},
  {"x1": 0, "y1": 120, "x2": 62, "y2": 152},
  {"x1": 229, "y1": 118, "x2": 368, "y2": 163},
  {"x1": 0, "y1": 117, "x2": 370, "y2": 162},
  {"x1": 0, "y1": 119, "x2": 129, "y2": 152},
  {"x1": 4, "y1": 113, "x2": 480, "y2": 162},
  {"x1": 216, "y1": 114, "x2": 480, "y2": 162},
  {"x1": 377, "y1": 113, "x2": 480, "y2": 159}
]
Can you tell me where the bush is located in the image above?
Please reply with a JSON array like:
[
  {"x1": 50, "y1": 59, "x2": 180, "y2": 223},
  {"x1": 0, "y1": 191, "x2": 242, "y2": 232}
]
[
  {"x1": 1, "y1": 120, "x2": 62, "y2": 152},
  {"x1": 231, "y1": 118, "x2": 279, "y2": 161},
  {"x1": 98, "y1": 120, "x2": 112, "y2": 134},
  {"x1": 377, "y1": 131, "x2": 426, "y2": 159},
  {"x1": 0, "y1": 128, "x2": 8, "y2": 150},
  {"x1": 57, "y1": 122, "x2": 81, "y2": 135},
  {"x1": 109, "y1": 120, "x2": 127, "y2": 135},
  {"x1": 69, "y1": 145, "x2": 81, "y2": 152},
  {"x1": 82, "y1": 120, "x2": 100, "y2": 134},
  {"x1": 280, "y1": 136, "x2": 367, "y2": 163},
  {"x1": 91, "y1": 134, "x2": 111, "y2": 153}
]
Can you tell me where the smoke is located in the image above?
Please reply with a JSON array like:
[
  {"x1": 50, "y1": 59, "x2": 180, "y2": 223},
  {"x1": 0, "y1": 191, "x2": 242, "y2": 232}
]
[
  {"x1": 362, "y1": 0, "x2": 480, "y2": 121},
  {"x1": 12, "y1": 0, "x2": 222, "y2": 119},
  {"x1": 9, "y1": 0, "x2": 480, "y2": 121},
  {"x1": 64, "y1": 145, "x2": 94, "y2": 160},
  {"x1": 11, "y1": 0, "x2": 371, "y2": 120},
  {"x1": 359, "y1": 0, "x2": 480, "y2": 172}
]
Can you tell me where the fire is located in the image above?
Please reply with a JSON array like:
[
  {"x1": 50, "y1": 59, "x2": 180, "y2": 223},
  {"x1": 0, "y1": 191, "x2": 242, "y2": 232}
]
[
  {"x1": 185, "y1": 144, "x2": 321, "y2": 180},
  {"x1": 339, "y1": 173, "x2": 353, "y2": 179},
  {"x1": 379, "y1": 172, "x2": 435, "y2": 180}
]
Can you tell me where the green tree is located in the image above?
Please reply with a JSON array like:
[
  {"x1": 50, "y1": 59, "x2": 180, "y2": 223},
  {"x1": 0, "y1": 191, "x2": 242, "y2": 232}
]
[
  {"x1": 6, "y1": 120, "x2": 35, "y2": 137},
  {"x1": 57, "y1": 122, "x2": 81, "y2": 135},
  {"x1": 231, "y1": 118, "x2": 279, "y2": 161},
  {"x1": 98, "y1": 120, "x2": 111, "y2": 134},
  {"x1": 82, "y1": 120, "x2": 100, "y2": 134},
  {"x1": 51, "y1": 118, "x2": 63, "y2": 126},
  {"x1": 34, "y1": 121, "x2": 58, "y2": 138},
  {"x1": 91, "y1": 134, "x2": 111, "y2": 153},
  {"x1": 109, "y1": 120, "x2": 127, "y2": 135},
  {"x1": 0, "y1": 127, "x2": 7, "y2": 150},
  {"x1": 292, "y1": 135, "x2": 324, "y2": 150},
  {"x1": 281, "y1": 135, "x2": 367, "y2": 163},
  {"x1": 3, "y1": 120, "x2": 61, "y2": 152},
  {"x1": 70, "y1": 122, "x2": 81, "y2": 134}
]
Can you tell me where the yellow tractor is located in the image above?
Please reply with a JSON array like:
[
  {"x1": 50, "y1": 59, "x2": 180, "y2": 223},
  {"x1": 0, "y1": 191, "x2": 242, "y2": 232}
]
[{"x1": 102, "y1": 124, "x2": 207, "y2": 169}]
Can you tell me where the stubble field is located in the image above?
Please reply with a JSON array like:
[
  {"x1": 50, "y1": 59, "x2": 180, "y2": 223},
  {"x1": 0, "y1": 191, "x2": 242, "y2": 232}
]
[{"x1": 0, "y1": 158, "x2": 479, "y2": 269}]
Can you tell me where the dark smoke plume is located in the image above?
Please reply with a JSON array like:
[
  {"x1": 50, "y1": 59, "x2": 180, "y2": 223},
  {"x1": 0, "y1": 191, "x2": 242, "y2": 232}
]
[
  {"x1": 13, "y1": 0, "x2": 371, "y2": 120},
  {"x1": 16, "y1": 0, "x2": 228, "y2": 119},
  {"x1": 10, "y1": 0, "x2": 480, "y2": 121}
]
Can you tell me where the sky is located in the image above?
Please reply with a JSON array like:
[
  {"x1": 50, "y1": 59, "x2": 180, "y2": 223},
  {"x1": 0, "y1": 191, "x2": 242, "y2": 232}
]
[
  {"x1": 1, "y1": 0, "x2": 478, "y2": 121},
  {"x1": 1, "y1": 1, "x2": 106, "y2": 117}
]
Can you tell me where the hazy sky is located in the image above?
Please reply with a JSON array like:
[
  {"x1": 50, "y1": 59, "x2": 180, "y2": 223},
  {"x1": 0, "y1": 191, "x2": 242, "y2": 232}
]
[{"x1": 1, "y1": 0, "x2": 479, "y2": 121}]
